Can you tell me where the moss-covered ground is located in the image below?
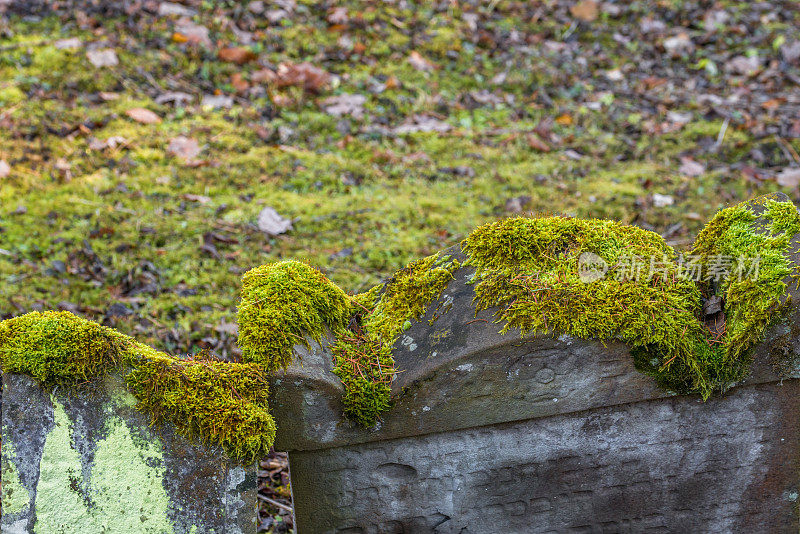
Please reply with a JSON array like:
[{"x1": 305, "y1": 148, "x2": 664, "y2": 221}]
[{"x1": 1, "y1": 0, "x2": 799, "y2": 530}]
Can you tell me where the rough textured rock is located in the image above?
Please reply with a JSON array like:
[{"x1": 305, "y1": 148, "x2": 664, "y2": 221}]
[{"x1": 1, "y1": 373, "x2": 257, "y2": 533}]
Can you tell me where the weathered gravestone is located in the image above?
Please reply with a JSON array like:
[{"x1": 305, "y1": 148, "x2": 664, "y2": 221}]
[
  {"x1": 268, "y1": 193, "x2": 800, "y2": 533},
  {"x1": 1, "y1": 372, "x2": 258, "y2": 533}
]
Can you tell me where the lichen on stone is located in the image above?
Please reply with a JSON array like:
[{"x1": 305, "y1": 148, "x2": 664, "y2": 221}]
[{"x1": 0, "y1": 311, "x2": 275, "y2": 463}]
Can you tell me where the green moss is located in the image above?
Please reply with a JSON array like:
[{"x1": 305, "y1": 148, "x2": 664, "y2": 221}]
[
  {"x1": 0, "y1": 311, "x2": 275, "y2": 462},
  {"x1": 691, "y1": 197, "x2": 800, "y2": 380},
  {"x1": 126, "y1": 352, "x2": 275, "y2": 464},
  {"x1": 461, "y1": 216, "x2": 725, "y2": 397},
  {"x1": 0, "y1": 311, "x2": 127, "y2": 386},
  {"x1": 331, "y1": 252, "x2": 461, "y2": 426},
  {"x1": 237, "y1": 260, "x2": 354, "y2": 371},
  {"x1": 1, "y1": 440, "x2": 29, "y2": 516}
]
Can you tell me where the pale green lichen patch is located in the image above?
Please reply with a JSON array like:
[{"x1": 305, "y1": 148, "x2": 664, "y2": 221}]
[
  {"x1": 33, "y1": 399, "x2": 172, "y2": 533},
  {"x1": 1, "y1": 439, "x2": 29, "y2": 516},
  {"x1": 0, "y1": 311, "x2": 275, "y2": 462}
]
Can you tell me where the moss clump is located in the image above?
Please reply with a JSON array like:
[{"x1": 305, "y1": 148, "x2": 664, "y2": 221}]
[
  {"x1": 237, "y1": 260, "x2": 354, "y2": 371},
  {"x1": 461, "y1": 216, "x2": 721, "y2": 397},
  {"x1": 126, "y1": 351, "x2": 274, "y2": 464},
  {"x1": 0, "y1": 311, "x2": 275, "y2": 463},
  {"x1": 0, "y1": 311, "x2": 127, "y2": 386},
  {"x1": 331, "y1": 253, "x2": 460, "y2": 426},
  {"x1": 690, "y1": 197, "x2": 800, "y2": 384}
]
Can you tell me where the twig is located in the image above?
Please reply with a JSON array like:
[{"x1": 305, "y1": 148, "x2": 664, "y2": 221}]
[
  {"x1": 775, "y1": 135, "x2": 800, "y2": 165},
  {"x1": 258, "y1": 494, "x2": 293, "y2": 513}
]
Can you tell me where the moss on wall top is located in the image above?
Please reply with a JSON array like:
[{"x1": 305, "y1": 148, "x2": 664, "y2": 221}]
[
  {"x1": 461, "y1": 215, "x2": 720, "y2": 397},
  {"x1": 0, "y1": 311, "x2": 274, "y2": 463},
  {"x1": 2, "y1": 195, "x2": 798, "y2": 454}
]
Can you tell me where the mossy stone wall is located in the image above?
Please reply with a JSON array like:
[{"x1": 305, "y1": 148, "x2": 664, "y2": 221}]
[{"x1": 1, "y1": 372, "x2": 257, "y2": 533}]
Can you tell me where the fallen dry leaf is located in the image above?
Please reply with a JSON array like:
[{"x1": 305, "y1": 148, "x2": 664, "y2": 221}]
[
  {"x1": 258, "y1": 207, "x2": 293, "y2": 235},
  {"x1": 0, "y1": 160, "x2": 10, "y2": 178},
  {"x1": 231, "y1": 73, "x2": 250, "y2": 93},
  {"x1": 174, "y1": 18, "x2": 211, "y2": 46},
  {"x1": 218, "y1": 46, "x2": 257, "y2": 65},
  {"x1": 408, "y1": 51, "x2": 436, "y2": 72},
  {"x1": 88, "y1": 136, "x2": 128, "y2": 150},
  {"x1": 570, "y1": 0, "x2": 599, "y2": 22},
  {"x1": 327, "y1": 7, "x2": 348, "y2": 25},
  {"x1": 202, "y1": 94, "x2": 234, "y2": 109},
  {"x1": 158, "y1": 1, "x2": 196, "y2": 17},
  {"x1": 663, "y1": 32, "x2": 694, "y2": 57},
  {"x1": 526, "y1": 133, "x2": 551, "y2": 152},
  {"x1": 126, "y1": 108, "x2": 161, "y2": 124},
  {"x1": 555, "y1": 113, "x2": 573, "y2": 126},
  {"x1": 273, "y1": 62, "x2": 331, "y2": 93},
  {"x1": 678, "y1": 157, "x2": 705, "y2": 177},
  {"x1": 182, "y1": 193, "x2": 211, "y2": 203},
  {"x1": 168, "y1": 136, "x2": 202, "y2": 162},
  {"x1": 86, "y1": 48, "x2": 118, "y2": 67},
  {"x1": 394, "y1": 115, "x2": 451, "y2": 134},
  {"x1": 55, "y1": 37, "x2": 82, "y2": 50}
]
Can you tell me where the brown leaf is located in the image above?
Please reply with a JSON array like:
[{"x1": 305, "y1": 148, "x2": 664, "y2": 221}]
[
  {"x1": 408, "y1": 51, "x2": 436, "y2": 71},
  {"x1": 167, "y1": 136, "x2": 202, "y2": 162},
  {"x1": 126, "y1": 108, "x2": 161, "y2": 124},
  {"x1": 678, "y1": 157, "x2": 705, "y2": 177},
  {"x1": 526, "y1": 133, "x2": 551, "y2": 152},
  {"x1": 570, "y1": 0, "x2": 599, "y2": 22},
  {"x1": 273, "y1": 62, "x2": 331, "y2": 93},
  {"x1": 218, "y1": 46, "x2": 257, "y2": 65},
  {"x1": 230, "y1": 73, "x2": 250, "y2": 93}
]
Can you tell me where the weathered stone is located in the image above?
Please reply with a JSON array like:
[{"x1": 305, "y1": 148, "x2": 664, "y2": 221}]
[
  {"x1": 269, "y1": 193, "x2": 800, "y2": 532},
  {"x1": 1, "y1": 372, "x2": 257, "y2": 533}
]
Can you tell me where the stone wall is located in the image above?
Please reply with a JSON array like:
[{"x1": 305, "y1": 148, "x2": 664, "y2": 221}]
[{"x1": 1, "y1": 372, "x2": 257, "y2": 533}]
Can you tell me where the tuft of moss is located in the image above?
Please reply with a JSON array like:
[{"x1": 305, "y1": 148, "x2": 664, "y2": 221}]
[
  {"x1": 461, "y1": 216, "x2": 720, "y2": 397},
  {"x1": 331, "y1": 253, "x2": 461, "y2": 426},
  {"x1": 126, "y1": 350, "x2": 275, "y2": 464},
  {"x1": 237, "y1": 260, "x2": 354, "y2": 371},
  {"x1": 690, "y1": 198, "x2": 800, "y2": 384},
  {"x1": 0, "y1": 311, "x2": 276, "y2": 463},
  {"x1": 0, "y1": 311, "x2": 127, "y2": 386}
]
